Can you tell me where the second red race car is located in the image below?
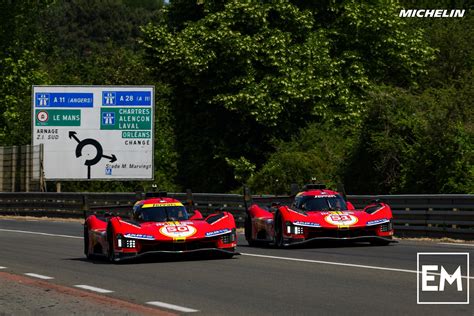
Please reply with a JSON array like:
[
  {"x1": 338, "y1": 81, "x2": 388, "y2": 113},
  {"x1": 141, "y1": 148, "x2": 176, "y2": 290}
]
[
  {"x1": 245, "y1": 184, "x2": 395, "y2": 247},
  {"x1": 84, "y1": 194, "x2": 237, "y2": 262}
]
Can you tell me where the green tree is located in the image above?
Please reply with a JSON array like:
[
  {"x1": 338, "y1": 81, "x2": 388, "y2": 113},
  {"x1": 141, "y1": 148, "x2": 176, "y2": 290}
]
[
  {"x1": 344, "y1": 86, "x2": 473, "y2": 194},
  {"x1": 248, "y1": 122, "x2": 349, "y2": 194},
  {"x1": 40, "y1": 0, "x2": 163, "y2": 85},
  {"x1": 38, "y1": 0, "x2": 178, "y2": 192},
  {"x1": 0, "y1": 1, "x2": 51, "y2": 145},
  {"x1": 142, "y1": 0, "x2": 434, "y2": 192}
]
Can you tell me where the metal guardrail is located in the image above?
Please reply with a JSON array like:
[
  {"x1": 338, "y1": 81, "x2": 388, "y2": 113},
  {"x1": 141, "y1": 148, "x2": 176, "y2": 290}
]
[
  {"x1": 0, "y1": 192, "x2": 472, "y2": 240},
  {"x1": 348, "y1": 195, "x2": 474, "y2": 240}
]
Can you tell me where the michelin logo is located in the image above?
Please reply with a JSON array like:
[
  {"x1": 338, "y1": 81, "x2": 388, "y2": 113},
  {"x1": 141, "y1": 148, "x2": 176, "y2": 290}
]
[{"x1": 399, "y1": 9, "x2": 465, "y2": 18}]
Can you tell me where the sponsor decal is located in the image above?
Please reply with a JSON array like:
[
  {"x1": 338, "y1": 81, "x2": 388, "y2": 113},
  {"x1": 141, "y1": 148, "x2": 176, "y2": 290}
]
[
  {"x1": 321, "y1": 211, "x2": 353, "y2": 215},
  {"x1": 366, "y1": 218, "x2": 390, "y2": 226},
  {"x1": 324, "y1": 213, "x2": 358, "y2": 226},
  {"x1": 142, "y1": 202, "x2": 183, "y2": 208},
  {"x1": 205, "y1": 229, "x2": 232, "y2": 237},
  {"x1": 159, "y1": 224, "x2": 197, "y2": 238},
  {"x1": 155, "y1": 221, "x2": 193, "y2": 226},
  {"x1": 293, "y1": 221, "x2": 321, "y2": 228},
  {"x1": 399, "y1": 9, "x2": 465, "y2": 18},
  {"x1": 313, "y1": 195, "x2": 336, "y2": 198},
  {"x1": 124, "y1": 233, "x2": 155, "y2": 240}
]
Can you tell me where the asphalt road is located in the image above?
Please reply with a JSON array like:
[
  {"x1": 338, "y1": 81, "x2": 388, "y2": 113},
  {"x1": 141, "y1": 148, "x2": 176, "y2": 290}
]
[{"x1": 0, "y1": 219, "x2": 472, "y2": 315}]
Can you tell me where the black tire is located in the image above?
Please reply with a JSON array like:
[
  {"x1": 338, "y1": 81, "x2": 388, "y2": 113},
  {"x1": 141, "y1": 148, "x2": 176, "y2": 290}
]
[
  {"x1": 83, "y1": 225, "x2": 92, "y2": 259},
  {"x1": 107, "y1": 224, "x2": 116, "y2": 262},
  {"x1": 274, "y1": 212, "x2": 284, "y2": 248}
]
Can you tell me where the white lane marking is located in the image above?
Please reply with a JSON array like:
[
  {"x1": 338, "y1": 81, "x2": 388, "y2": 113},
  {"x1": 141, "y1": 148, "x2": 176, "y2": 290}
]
[
  {"x1": 24, "y1": 273, "x2": 54, "y2": 280},
  {"x1": 0, "y1": 228, "x2": 82, "y2": 239},
  {"x1": 74, "y1": 285, "x2": 114, "y2": 293},
  {"x1": 3, "y1": 227, "x2": 472, "y2": 280},
  {"x1": 240, "y1": 253, "x2": 474, "y2": 280},
  {"x1": 438, "y1": 242, "x2": 474, "y2": 247},
  {"x1": 146, "y1": 301, "x2": 199, "y2": 313}
]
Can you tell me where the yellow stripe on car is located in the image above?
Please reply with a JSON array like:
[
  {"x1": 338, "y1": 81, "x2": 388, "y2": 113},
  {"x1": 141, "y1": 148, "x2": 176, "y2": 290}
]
[{"x1": 142, "y1": 203, "x2": 183, "y2": 208}]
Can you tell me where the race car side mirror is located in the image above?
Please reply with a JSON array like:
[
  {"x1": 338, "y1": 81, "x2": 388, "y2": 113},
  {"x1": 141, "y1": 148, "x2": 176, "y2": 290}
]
[{"x1": 346, "y1": 201, "x2": 355, "y2": 210}]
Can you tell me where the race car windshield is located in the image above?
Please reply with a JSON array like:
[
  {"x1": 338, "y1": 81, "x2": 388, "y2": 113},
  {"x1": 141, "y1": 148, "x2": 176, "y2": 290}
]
[
  {"x1": 297, "y1": 195, "x2": 347, "y2": 212},
  {"x1": 138, "y1": 206, "x2": 189, "y2": 222}
]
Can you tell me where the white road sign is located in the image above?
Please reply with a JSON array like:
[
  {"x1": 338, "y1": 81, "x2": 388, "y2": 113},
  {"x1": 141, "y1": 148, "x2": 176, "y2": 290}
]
[{"x1": 32, "y1": 86, "x2": 154, "y2": 180}]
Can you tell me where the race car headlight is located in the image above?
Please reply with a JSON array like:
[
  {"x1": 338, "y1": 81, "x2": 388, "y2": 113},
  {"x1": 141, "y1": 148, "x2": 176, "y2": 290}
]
[
  {"x1": 286, "y1": 223, "x2": 304, "y2": 235},
  {"x1": 221, "y1": 231, "x2": 236, "y2": 244},
  {"x1": 294, "y1": 226, "x2": 304, "y2": 235},
  {"x1": 116, "y1": 234, "x2": 123, "y2": 248},
  {"x1": 116, "y1": 234, "x2": 137, "y2": 248},
  {"x1": 126, "y1": 239, "x2": 136, "y2": 248},
  {"x1": 380, "y1": 221, "x2": 393, "y2": 232}
]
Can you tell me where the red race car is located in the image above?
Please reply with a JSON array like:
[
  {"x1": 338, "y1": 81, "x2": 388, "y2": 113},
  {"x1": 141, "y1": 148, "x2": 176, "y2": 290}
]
[
  {"x1": 245, "y1": 184, "x2": 395, "y2": 247},
  {"x1": 84, "y1": 194, "x2": 237, "y2": 262}
]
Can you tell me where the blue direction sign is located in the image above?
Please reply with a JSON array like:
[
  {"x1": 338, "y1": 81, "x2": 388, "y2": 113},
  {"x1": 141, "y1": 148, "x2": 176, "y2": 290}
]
[
  {"x1": 102, "y1": 91, "x2": 152, "y2": 106},
  {"x1": 35, "y1": 93, "x2": 93, "y2": 107}
]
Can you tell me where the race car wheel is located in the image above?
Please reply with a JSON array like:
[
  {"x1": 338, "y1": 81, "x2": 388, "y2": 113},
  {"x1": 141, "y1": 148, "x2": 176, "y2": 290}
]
[
  {"x1": 83, "y1": 225, "x2": 92, "y2": 259},
  {"x1": 107, "y1": 224, "x2": 116, "y2": 262},
  {"x1": 274, "y1": 212, "x2": 284, "y2": 248}
]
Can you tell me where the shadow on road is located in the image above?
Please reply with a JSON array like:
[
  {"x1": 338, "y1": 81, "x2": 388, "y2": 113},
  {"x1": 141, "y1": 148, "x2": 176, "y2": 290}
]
[
  {"x1": 238, "y1": 240, "x2": 394, "y2": 249},
  {"x1": 65, "y1": 252, "x2": 240, "y2": 265}
]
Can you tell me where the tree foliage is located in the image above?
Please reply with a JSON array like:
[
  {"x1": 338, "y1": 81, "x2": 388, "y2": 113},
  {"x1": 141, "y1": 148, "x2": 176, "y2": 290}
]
[
  {"x1": 141, "y1": 0, "x2": 435, "y2": 192},
  {"x1": 0, "y1": 0, "x2": 471, "y2": 193},
  {"x1": 248, "y1": 122, "x2": 348, "y2": 194},
  {"x1": 39, "y1": 0, "x2": 177, "y2": 192},
  {"x1": 344, "y1": 86, "x2": 473, "y2": 194},
  {"x1": 0, "y1": 1, "x2": 51, "y2": 145}
]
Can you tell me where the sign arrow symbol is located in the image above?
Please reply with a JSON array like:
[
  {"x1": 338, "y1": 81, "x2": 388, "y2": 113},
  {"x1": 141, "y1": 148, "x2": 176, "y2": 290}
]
[
  {"x1": 102, "y1": 154, "x2": 117, "y2": 163},
  {"x1": 69, "y1": 131, "x2": 118, "y2": 179},
  {"x1": 69, "y1": 131, "x2": 80, "y2": 143}
]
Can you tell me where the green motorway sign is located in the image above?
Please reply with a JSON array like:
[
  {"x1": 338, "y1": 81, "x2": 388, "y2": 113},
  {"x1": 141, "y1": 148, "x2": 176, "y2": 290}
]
[
  {"x1": 100, "y1": 107, "x2": 151, "y2": 130},
  {"x1": 35, "y1": 109, "x2": 81, "y2": 126}
]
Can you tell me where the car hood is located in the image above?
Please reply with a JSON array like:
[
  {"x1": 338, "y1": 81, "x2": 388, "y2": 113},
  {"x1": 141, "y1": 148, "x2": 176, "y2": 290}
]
[
  {"x1": 289, "y1": 209, "x2": 392, "y2": 229},
  {"x1": 116, "y1": 219, "x2": 234, "y2": 241}
]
